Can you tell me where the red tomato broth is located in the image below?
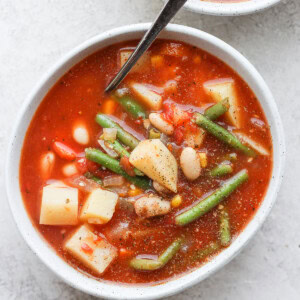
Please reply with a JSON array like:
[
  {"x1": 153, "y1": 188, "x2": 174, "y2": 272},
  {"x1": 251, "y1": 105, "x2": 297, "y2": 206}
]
[{"x1": 20, "y1": 39, "x2": 272, "y2": 284}]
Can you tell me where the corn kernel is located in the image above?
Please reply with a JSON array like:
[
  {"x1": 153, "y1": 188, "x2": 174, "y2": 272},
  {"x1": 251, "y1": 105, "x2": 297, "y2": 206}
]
[
  {"x1": 151, "y1": 55, "x2": 164, "y2": 68},
  {"x1": 171, "y1": 195, "x2": 183, "y2": 208},
  {"x1": 199, "y1": 152, "x2": 208, "y2": 168},
  {"x1": 128, "y1": 188, "x2": 143, "y2": 197}
]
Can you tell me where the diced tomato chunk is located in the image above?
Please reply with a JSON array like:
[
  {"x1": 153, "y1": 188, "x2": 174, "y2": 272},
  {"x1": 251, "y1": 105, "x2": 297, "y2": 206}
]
[
  {"x1": 173, "y1": 106, "x2": 191, "y2": 127},
  {"x1": 52, "y1": 141, "x2": 77, "y2": 161},
  {"x1": 134, "y1": 117, "x2": 143, "y2": 125},
  {"x1": 162, "y1": 102, "x2": 191, "y2": 127},
  {"x1": 119, "y1": 248, "x2": 133, "y2": 257},
  {"x1": 173, "y1": 126, "x2": 185, "y2": 145},
  {"x1": 120, "y1": 156, "x2": 135, "y2": 177},
  {"x1": 162, "y1": 102, "x2": 174, "y2": 123},
  {"x1": 86, "y1": 159, "x2": 112, "y2": 178},
  {"x1": 76, "y1": 155, "x2": 88, "y2": 174},
  {"x1": 81, "y1": 243, "x2": 93, "y2": 254}
]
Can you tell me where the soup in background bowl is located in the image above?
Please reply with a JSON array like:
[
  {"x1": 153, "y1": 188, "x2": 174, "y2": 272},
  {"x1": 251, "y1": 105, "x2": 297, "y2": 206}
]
[
  {"x1": 6, "y1": 24, "x2": 285, "y2": 299},
  {"x1": 178, "y1": 0, "x2": 281, "y2": 15}
]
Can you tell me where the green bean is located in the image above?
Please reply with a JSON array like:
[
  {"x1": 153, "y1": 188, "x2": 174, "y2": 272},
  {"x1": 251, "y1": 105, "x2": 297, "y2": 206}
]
[
  {"x1": 108, "y1": 140, "x2": 130, "y2": 157},
  {"x1": 219, "y1": 210, "x2": 231, "y2": 247},
  {"x1": 95, "y1": 114, "x2": 140, "y2": 150},
  {"x1": 191, "y1": 242, "x2": 220, "y2": 262},
  {"x1": 158, "y1": 238, "x2": 183, "y2": 266},
  {"x1": 175, "y1": 169, "x2": 249, "y2": 226},
  {"x1": 116, "y1": 96, "x2": 146, "y2": 120},
  {"x1": 204, "y1": 98, "x2": 230, "y2": 120},
  {"x1": 130, "y1": 238, "x2": 183, "y2": 271},
  {"x1": 84, "y1": 172, "x2": 102, "y2": 185},
  {"x1": 85, "y1": 148, "x2": 151, "y2": 190},
  {"x1": 129, "y1": 258, "x2": 162, "y2": 271},
  {"x1": 106, "y1": 140, "x2": 144, "y2": 176},
  {"x1": 194, "y1": 113, "x2": 256, "y2": 157},
  {"x1": 210, "y1": 163, "x2": 233, "y2": 177}
]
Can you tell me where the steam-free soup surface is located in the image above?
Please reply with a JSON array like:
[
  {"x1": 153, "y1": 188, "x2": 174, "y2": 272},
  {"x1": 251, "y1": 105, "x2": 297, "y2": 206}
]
[{"x1": 20, "y1": 40, "x2": 272, "y2": 284}]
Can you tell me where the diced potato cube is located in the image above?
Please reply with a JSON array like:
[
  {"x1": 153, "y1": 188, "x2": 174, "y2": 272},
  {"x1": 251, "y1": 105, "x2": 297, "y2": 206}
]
[
  {"x1": 151, "y1": 55, "x2": 164, "y2": 68},
  {"x1": 160, "y1": 42, "x2": 189, "y2": 57},
  {"x1": 234, "y1": 132, "x2": 270, "y2": 156},
  {"x1": 130, "y1": 83, "x2": 162, "y2": 110},
  {"x1": 119, "y1": 49, "x2": 150, "y2": 73},
  {"x1": 65, "y1": 225, "x2": 117, "y2": 275},
  {"x1": 80, "y1": 189, "x2": 118, "y2": 224},
  {"x1": 203, "y1": 78, "x2": 241, "y2": 128},
  {"x1": 120, "y1": 50, "x2": 132, "y2": 67},
  {"x1": 40, "y1": 185, "x2": 78, "y2": 225},
  {"x1": 129, "y1": 139, "x2": 178, "y2": 192}
]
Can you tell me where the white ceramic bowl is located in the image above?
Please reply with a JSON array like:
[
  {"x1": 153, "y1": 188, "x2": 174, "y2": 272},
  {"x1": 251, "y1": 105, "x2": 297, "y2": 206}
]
[
  {"x1": 6, "y1": 23, "x2": 285, "y2": 299},
  {"x1": 182, "y1": 0, "x2": 281, "y2": 16}
]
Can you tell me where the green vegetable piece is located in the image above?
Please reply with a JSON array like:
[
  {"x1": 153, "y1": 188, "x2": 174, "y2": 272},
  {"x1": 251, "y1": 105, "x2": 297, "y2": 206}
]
[
  {"x1": 130, "y1": 258, "x2": 162, "y2": 271},
  {"x1": 191, "y1": 242, "x2": 220, "y2": 262},
  {"x1": 175, "y1": 169, "x2": 249, "y2": 226},
  {"x1": 158, "y1": 238, "x2": 183, "y2": 266},
  {"x1": 116, "y1": 96, "x2": 146, "y2": 120},
  {"x1": 204, "y1": 98, "x2": 230, "y2": 120},
  {"x1": 210, "y1": 163, "x2": 233, "y2": 177},
  {"x1": 85, "y1": 148, "x2": 150, "y2": 190},
  {"x1": 130, "y1": 238, "x2": 183, "y2": 271},
  {"x1": 149, "y1": 128, "x2": 161, "y2": 139},
  {"x1": 106, "y1": 140, "x2": 144, "y2": 176},
  {"x1": 219, "y1": 210, "x2": 231, "y2": 247},
  {"x1": 95, "y1": 114, "x2": 140, "y2": 150},
  {"x1": 223, "y1": 153, "x2": 238, "y2": 162},
  {"x1": 194, "y1": 113, "x2": 256, "y2": 157},
  {"x1": 108, "y1": 140, "x2": 130, "y2": 157},
  {"x1": 84, "y1": 172, "x2": 102, "y2": 185}
]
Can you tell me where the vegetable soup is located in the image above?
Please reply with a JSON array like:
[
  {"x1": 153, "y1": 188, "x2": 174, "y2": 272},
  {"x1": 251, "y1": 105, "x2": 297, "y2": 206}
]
[{"x1": 20, "y1": 40, "x2": 272, "y2": 284}]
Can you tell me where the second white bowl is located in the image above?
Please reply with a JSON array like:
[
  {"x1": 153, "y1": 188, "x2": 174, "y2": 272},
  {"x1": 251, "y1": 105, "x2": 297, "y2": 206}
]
[{"x1": 181, "y1": 0, "x2": 281, "y2": 16}]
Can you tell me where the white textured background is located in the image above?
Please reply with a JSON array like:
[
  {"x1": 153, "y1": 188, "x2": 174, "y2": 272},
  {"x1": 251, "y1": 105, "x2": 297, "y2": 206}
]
[{"x1": 1, "y1": 0, "x2": 299, "y2": 299}]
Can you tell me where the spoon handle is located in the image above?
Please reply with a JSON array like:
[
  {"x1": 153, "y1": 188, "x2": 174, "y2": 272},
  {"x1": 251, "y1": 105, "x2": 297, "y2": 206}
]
[{"x1": 105, "y1": 0, "x2": 187, "y2": 92}]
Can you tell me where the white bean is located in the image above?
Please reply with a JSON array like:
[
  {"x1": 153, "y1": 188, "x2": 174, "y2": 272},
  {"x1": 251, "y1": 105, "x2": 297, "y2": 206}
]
[
  {"x1": 180, "y1": 147, "x2": 201, "y2": 181},
  {"x1": 73, "y1": 124, "x2": 89, "y2": 145},
  {"x1": 40, "y1": 151, "x2": 55, "y2": 179},
  {"x1": 149, "y1": 113, "x2": 174, "y2": 135},
  {"x1": 134, "y1": 195, "x2": 171, "y2": 218},
  {"x1": 62, "y1": 163, "x2": 78, "y2": 177}
]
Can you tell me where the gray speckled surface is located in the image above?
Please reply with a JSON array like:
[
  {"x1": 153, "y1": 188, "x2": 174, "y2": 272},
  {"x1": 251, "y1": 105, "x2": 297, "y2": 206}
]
[{"x1": 1, "y1": 0, "x2": 299, "y2": 299}]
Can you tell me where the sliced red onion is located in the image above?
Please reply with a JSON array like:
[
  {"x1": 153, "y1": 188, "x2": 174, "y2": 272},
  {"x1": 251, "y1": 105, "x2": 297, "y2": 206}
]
[
  {"x1": 98, "y1": 139, "x2": 118, "y2": 158},
  {"x1": 65, "y1": 175, "x2": 100, "y2": 193},
  {"x1": 103, "y1": 175, "x2": 125, "y2": 187},
  {"x1": 108, "y1": 185, "x2": 129, "y2": 196}
]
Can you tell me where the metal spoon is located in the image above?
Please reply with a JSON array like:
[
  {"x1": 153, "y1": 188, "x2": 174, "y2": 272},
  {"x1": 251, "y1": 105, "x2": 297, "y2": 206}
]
[{"x1": 105, "y1": 0, "x2": 187, "y2": 93}]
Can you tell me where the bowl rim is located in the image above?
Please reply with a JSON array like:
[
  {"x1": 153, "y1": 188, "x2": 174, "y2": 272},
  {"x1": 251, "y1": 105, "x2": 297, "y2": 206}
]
[
  {"x1": 5, "y1": 23, "x2": 285, "y2": 300},
  {"x1": 183, "y1": 0, "x2": 281, "y2": 16}
]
